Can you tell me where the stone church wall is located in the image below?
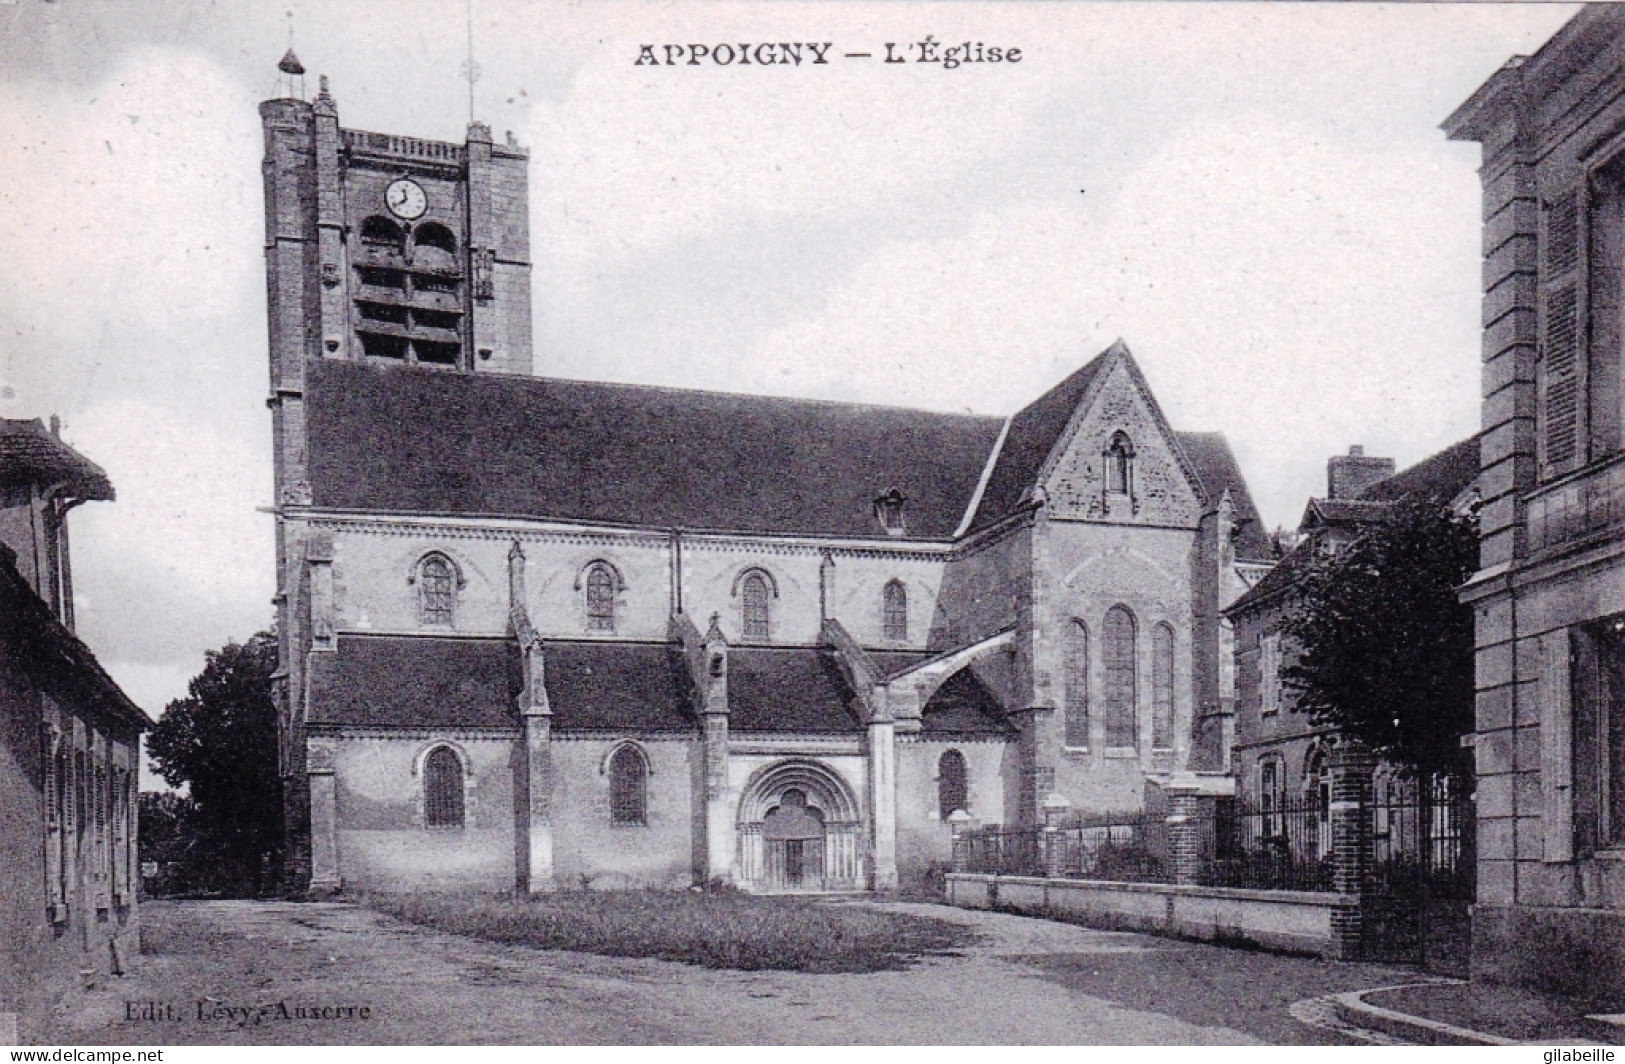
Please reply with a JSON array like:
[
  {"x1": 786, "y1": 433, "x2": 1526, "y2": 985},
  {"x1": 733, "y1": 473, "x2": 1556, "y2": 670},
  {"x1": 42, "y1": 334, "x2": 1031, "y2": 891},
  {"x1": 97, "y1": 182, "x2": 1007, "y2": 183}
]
[
  {"x1": 550, "y1": 738, "x2": 697, "y2": 890},
  {"x1": 894, "y1": 737, "x2": 1013, "y2": 880},
  {"x1": 1034, "y1": 519, "x2": 1197, "y2": 815},
  {"x1": 330, "y1": 734, "x2": 517, "y2": 892},
  {"x1": 934, "y1": 526, "x2": 1030, "y2": 653}
]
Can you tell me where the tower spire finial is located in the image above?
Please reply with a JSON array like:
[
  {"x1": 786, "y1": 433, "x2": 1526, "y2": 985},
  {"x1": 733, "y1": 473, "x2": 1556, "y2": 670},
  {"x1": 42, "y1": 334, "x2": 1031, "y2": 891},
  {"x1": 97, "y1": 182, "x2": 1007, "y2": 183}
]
[
  {"x1": 276, "y1": 10, "x2": 306, "y2": 99},
  {"x1": 460, "y1": 0, "x2": 481, "y2": 127}
]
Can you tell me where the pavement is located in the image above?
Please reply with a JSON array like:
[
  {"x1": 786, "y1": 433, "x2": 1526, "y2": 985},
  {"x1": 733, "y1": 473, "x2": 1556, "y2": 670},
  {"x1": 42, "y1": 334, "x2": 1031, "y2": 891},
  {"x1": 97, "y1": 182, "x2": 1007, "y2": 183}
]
[
  {"x1": 1312, "y1": 979, "x2": 1625, "y2": 1046},
  {"x1": 32, "y1": 897, "x2": 1620, "y2": 1045}
]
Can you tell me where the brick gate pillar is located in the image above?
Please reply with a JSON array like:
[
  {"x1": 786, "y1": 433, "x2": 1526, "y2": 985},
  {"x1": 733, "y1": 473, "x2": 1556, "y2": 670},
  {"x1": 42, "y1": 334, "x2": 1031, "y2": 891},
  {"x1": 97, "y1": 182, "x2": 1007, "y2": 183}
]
[
  {"x1": 1330, "y1": 742, "x2": 1376, "y2": 958},
  {"x1": 1165, "y1": 778, "x2": 1202, "y2": 886}
]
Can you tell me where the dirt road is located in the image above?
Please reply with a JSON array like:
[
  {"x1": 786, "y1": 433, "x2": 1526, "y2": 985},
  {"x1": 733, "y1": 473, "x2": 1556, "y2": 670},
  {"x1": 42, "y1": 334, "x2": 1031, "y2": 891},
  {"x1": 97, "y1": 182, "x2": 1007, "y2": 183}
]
[{"x1": 42, "y1": 899, "x2": 1412, "y2": 1044}]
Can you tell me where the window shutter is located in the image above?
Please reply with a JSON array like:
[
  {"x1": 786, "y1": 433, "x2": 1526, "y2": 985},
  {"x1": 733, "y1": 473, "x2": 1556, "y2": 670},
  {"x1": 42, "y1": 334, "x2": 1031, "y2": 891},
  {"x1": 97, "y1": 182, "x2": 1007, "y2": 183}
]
[
  {"x1": 1540, "y1": 192, "x2": 1585, "y2": 478},
  {"x1": 1540, "y1": 630, "x2": 1575, "y2": 862}
]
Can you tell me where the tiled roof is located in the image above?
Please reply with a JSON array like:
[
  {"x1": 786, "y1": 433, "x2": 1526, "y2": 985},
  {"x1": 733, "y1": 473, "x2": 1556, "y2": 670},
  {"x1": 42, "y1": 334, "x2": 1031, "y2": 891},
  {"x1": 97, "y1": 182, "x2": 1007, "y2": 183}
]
[
  {"x1": 870, "y1": 649, "x2": 936, "y2": 679},
  {"x1": 305, "y1": 360, "x2": 1002, "y2": 540},
  {"x1": 1228, "y1": 433, "x2": 1483, "y2": 617},
  {"x1": 967, "y1": 352, "x2": 1110, "y2": 533},
  {"x1": 0, "y1": 543, "x2": 147, "y2": 730},
  {"x1": 1357, "y1": 434, "x2": 1482, "y2": 506},
  {"x1": 308, "y1": 635, "x2": 699, "y2": 732},
  {"x1": 1176, "y1": 431, "x2": 1274, "y2": 561},
  {"x1": 307, "y1": 635, "x2": 521, "y2": 730},
  {"x1": 920, "y1": 667, "x2": 1013, "y2": 735},
  {"x1": 0, "y1": 419, "x2": 113, "y2": 500},
  {"x1": 542, "y1": 640, "x2": 697, "y2": 732},
  {"x1": 726, "y1": 647, "x2": 864, "y2": 733},
  {"x1": 962, "y1": 346, "x2": 1266, "y2": 545}
]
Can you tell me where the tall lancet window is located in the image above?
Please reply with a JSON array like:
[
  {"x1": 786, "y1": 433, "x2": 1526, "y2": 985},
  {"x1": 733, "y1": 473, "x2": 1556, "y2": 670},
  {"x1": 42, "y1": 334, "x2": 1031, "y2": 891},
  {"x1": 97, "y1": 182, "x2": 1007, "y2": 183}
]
[
  {"x1": 1104, "y1": 432, "x2": 1135, "y2": 495},
  {"x1": 883, "y1": 579, "x2": 908, "y2": 641},
  {"x1": 1063, "y1": 619, "x2": 1090, "y2": 748},
  {"x1": 741, "y1": 571, "x2": 772, "y2": 642},
  {"x1": 1103, "y1": 605, "x2": 1138, "y2": 749},
  {"x1": 585, "y1": 562, "x2": 617, "y2": 631},
  {"x1": 1152, "y1": 623, "x2": 1175, "y2": 750},
  {"x1": 418, "y1": 553, "x2": 457, "y2": 628},
  {"x1": 424, "y1": 746, "x2": 465, "y2": 829}
]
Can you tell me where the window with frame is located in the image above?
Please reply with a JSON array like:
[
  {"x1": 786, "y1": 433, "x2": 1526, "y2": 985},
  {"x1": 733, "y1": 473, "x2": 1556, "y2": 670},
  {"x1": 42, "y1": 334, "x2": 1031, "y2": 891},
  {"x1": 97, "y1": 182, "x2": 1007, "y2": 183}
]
[
  {"x1": 1575, "y1": 614, "x2": 1625, "y2": 851},
  {"x1": 1102, "y1": 605, "x2": 1137, "y2": 749},
  {"x1": 585, "y1": 562, "x2": 617, "y2": 632},
  {"x1": 938, "y1": 749, "x2": 968, "y2": 818},
  {"x1": 418, "y1": 553, "x2": 456, "y2": 628},
  {"x1": 883, "y1": 579, "x2": 908, "y2": 641},
  {"x1": 609, "y1": 745, "x2": 648, "y2": 826},
  {"x1": 1152, "y1": 623, "x2": 1175, "y2": 750},
  {"x1": 1260, "y1": 757, "x2": 1284, "y2": 839},
  {"x1": 424, "y1": 746, "x2": 465, "y2": 829},
  {"x1": 1304, "y1": 748, "x2": 1331, "y2": 859},
  {"x1": 1259, "y1": 632, "x2": 1282, "y2": 716},
  {"x1": 1063, "y1": 619, "x2": 1089, "y2": 748},
  {"x1": 741, "y1": 571, "x2": 771, "y2": 642}
]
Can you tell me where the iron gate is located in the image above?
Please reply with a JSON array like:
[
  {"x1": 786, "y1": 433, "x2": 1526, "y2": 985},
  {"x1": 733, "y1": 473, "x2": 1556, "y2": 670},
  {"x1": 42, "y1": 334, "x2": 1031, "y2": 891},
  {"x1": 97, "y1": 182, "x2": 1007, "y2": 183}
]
[{"x1": 1360, "y1": 775, "x2": 1475, "y2": 971}]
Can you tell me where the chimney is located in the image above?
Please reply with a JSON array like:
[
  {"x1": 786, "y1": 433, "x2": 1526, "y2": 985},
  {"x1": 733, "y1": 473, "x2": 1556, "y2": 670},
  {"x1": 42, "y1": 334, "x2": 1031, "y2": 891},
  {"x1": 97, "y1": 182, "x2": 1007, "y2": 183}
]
[{"x1": 1327, "y1": 445, "x2": 1395, "y2": 499}]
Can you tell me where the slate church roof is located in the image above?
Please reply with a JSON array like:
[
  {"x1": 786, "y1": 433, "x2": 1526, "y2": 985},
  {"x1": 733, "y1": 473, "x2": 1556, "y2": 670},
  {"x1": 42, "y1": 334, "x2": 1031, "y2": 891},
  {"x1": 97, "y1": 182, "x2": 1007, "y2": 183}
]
[
  {"x1": 306, "y1": 634, "x2": 1010, "y2": 736},
  {"x1": 305, "y1": 360, "x2": 1002, "y2": 540},
  {"x1": 304, "y1": 347, "x2": 1266, "y2": 549}
]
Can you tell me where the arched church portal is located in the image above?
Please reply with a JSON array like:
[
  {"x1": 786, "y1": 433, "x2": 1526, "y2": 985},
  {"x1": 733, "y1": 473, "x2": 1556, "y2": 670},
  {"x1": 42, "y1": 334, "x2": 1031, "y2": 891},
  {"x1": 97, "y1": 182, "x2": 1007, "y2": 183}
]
[{"x1": 736, "y1": 760, "x2": 863, "y2": 892}]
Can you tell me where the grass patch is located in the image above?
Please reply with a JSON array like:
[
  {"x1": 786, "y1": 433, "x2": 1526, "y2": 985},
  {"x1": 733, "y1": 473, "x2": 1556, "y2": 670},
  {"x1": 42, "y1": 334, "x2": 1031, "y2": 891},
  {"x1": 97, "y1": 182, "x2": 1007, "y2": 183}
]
[{"x1": 368, "y1": 889, "x2": 979, "y2": 973}]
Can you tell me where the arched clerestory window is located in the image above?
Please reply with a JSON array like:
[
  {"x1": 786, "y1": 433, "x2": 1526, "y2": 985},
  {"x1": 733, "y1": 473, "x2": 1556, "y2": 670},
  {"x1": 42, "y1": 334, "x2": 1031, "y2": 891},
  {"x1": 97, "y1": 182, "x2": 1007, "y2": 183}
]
[
  {"x1": 1063, "y1": 619, "x2": 1089, "y2": 748},
  {"x1": 1103, "y1": 605, "x2": 1138, "y2": 749},
  {"x1": 609, "y1": 745, "x2": 648, "y2": 826},
  {"x1": 417, "y1": 553, "x2": 457, "y2": 628},
  {"x1": 740, "y1": 571, "x2": 772, "y2": 642},
  {"x1": 585, "y1": 562, "x2": 617, "y2": 631},
  {"x1": 938, "y1": 749, "x2": 968, "y2": 818},
  {"x1": 1152, "y1": 623, "x2": 1175, "y2": 750},
  {"x1": 424, "y1": 746, "x2": 465, "y2": 829},
  {"x1": 883, "y1": 579, "x2": 908, "y2": 641}
]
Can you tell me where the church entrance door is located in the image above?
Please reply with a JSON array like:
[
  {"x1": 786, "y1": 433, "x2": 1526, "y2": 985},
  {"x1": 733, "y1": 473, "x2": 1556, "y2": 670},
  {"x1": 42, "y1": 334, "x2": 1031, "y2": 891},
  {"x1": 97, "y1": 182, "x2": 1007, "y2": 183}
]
[
  {"x1": 736, "y1": 759, "x2": 864, "y2": 892},
  {"x1": 763, "y1": 790, "x2": 825, "y2": 890}
]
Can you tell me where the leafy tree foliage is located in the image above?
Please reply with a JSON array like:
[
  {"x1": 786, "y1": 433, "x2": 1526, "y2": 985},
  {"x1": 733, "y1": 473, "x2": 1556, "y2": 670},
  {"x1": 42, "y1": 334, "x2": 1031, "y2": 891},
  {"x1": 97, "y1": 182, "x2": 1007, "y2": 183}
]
[
  {"x1": 146, "y1": 631, "x2": 282, "y2": 895},
  {"x1": 1280, "y1": 500, "x2": 1478, "y2": 780}
]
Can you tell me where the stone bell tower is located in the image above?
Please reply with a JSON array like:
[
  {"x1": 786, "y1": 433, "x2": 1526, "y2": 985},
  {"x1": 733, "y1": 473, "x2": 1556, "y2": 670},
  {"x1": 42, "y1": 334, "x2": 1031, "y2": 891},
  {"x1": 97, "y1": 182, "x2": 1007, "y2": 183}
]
[{"x1": 258, "y1": 61, "x2": 533, "y2": 889}]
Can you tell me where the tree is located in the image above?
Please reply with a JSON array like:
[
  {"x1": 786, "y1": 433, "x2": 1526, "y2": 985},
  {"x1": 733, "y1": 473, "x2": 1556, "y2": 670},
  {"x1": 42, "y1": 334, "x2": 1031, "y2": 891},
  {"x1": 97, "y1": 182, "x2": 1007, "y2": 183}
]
[
  {"x1": 1280, "y1": 499, "x2": 1478, "y2": 781},
  {"x1": 146, "y1": 630, "x2": 283, "y2": 895}
]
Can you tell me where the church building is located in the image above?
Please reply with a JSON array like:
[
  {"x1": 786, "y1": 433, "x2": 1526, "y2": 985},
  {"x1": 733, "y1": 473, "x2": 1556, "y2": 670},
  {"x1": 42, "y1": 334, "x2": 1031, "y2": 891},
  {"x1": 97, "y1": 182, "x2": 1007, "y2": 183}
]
[{"x1": 260, "y1": 75, "x2": 1272, "y2": 895}]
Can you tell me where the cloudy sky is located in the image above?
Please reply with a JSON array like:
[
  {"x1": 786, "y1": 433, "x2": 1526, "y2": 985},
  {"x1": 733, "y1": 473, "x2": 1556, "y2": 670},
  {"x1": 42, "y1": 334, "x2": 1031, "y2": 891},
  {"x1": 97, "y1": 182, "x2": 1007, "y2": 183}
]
[{"x1": 0, "y1": 1, "x2": 1579, "y2": 741}]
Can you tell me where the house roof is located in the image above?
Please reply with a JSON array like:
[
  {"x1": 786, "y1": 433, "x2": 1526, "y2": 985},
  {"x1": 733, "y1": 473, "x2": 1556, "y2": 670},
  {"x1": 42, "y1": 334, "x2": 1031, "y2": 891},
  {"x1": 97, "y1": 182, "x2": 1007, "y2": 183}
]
[
  {"x1": 0, "y1": 419, "x2": 114, "y2": 501},
  {"x1": 727, "y1": 647, "x2": 864, "y2": 733},
  {"x1": 1227, "y1": 433, "x2": 1483, "y2": 617},
  {"x1": 305, "y1": 359, "x2": 1003, "y2": 540},
  {"x1": 920, "y1": 667, "x2": 1014, "y2": 735},
  {"x1": 0, "y1": 543, "x2": 148, "y2": 731}
]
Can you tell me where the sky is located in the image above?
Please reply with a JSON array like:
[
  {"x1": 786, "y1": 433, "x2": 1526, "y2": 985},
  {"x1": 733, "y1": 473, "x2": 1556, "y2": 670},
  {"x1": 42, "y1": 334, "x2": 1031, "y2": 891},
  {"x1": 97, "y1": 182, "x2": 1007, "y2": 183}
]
[{"x1": 0, "y1": 1, "x2": 1582, "y2": 739}]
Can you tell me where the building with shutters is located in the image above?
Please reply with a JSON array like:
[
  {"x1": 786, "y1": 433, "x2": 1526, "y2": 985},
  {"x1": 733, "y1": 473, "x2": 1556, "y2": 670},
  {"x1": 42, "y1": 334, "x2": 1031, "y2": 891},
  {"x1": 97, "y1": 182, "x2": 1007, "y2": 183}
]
[
  {"x1": 260, "y1": 73, "x2": 1272, "y2": 896},
  {"x1": 1446, "y1": 5, "x2": 1625, "y2": 999},
  {"x1": 0, "y1": 419, "x2": 149, "y2": 1039}
]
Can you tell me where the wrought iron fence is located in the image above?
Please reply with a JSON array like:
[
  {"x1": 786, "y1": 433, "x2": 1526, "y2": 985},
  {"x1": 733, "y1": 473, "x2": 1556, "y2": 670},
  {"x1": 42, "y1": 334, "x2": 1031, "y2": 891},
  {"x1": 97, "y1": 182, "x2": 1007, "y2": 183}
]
[
  {"x1": 963, "y1": 826, "x2": 1043, "y2": 877},
  {"x1": 1050, "y1": 814, "x2": 1171, "y2": 883},
  {"x1": 1196, "y1": 794, "x2": 1335, "y2": 892},
  {"x1": 1366, "y1": 774, "x2": 1474, "y2": 900}
]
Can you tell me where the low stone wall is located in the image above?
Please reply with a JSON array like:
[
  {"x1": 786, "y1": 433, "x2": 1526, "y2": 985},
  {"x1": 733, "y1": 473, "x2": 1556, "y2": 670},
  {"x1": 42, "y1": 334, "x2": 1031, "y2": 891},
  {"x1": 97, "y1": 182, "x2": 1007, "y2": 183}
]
[{"x1": 945, "y1": 872, "x2": 1356, "y2": 958}]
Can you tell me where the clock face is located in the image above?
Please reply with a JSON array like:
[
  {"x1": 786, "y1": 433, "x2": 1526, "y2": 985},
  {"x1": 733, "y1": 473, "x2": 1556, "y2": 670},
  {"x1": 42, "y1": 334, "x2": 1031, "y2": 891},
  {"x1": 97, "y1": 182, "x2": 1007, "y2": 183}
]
[{"x1": 384, "y1": 178, "x2": 427, "y2": 220}]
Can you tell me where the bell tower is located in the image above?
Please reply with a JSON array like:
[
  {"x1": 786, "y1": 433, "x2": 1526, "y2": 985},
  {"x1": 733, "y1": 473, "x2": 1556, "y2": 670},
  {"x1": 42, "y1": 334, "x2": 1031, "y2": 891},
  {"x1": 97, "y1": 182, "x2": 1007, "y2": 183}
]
[
  {"x1": 259, "y1": 73, "x2": 533, "y2": 379},
  {"x1": 258, "y1": 65, "x2": 533, "y2": 892}
]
